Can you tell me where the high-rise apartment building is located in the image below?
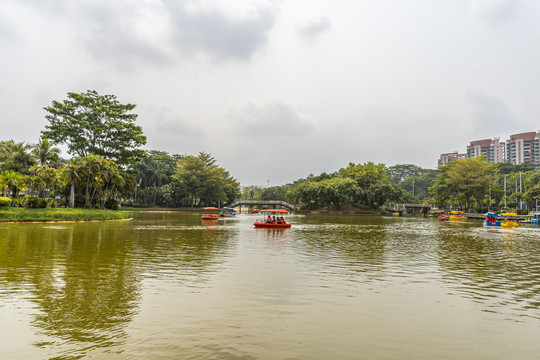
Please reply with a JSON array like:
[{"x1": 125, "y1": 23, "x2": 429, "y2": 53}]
[
  {"x1": 466, "y1": 138, "x2": 505, "y2": 163},
  {"x1": 438, "y1": 151, "x2": 466, "y2": 167},
  {"x1": 506, "y1": 131, "x2": 540, "y2": 164}
]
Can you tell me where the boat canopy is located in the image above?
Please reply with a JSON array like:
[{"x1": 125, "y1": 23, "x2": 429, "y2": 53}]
[
  {"x1": 485, "y1": 212, "x2": 498, "y2": 217},
  {"x1": 222, "y1": 207, "x2": 235, "y2": 211},
  {"x1": 203, "y1": 207, "x2": 219, "y2": 211},
  {"x1": 260, "y1": 209, "x2": 288, "y2": 214}
]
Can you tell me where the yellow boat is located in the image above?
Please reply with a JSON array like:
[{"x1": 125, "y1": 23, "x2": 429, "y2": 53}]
[
  {"x1": 449, "y1": 211, "x2": 467, "y2": 221},
  {"x1": 501, "y1": 212, "x2": 518, "y2": 216},
  {"x1": 501, "y1": 220, "x2": 519, "y2": 228}
]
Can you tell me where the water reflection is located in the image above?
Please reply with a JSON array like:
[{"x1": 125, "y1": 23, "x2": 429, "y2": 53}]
[
  {"x1": 0, "y1": 213, "x2": 237, "y2": 359},
  {"x1": 2, "y1": 213, "x2": 540, "y2": 359},
  {"x1": 435, "y1": 223, "x2": 540, "y2": 319}
]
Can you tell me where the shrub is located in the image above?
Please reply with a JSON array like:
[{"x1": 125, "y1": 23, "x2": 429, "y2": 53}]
[
  {"x1": 104, "y1": 198, "x2": 119, "y2": 210},
  {"x1": 25, "y1": 196, "x2": 48, "y2": 209},
  {"x1": 0, "y1": 197, "x2": 11, "y2": 207},
  {"x1": 74, "y1": 194, "x2": 86, "y2": 208}
]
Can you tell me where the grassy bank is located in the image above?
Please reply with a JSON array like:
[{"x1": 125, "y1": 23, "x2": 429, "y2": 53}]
[{"x1": 0, "y1": 208, "x2": 131, "y2": 222}]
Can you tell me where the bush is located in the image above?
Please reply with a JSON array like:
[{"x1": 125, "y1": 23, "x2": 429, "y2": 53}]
[
  {"x1": 25, "y1": 197, "x2": 48, "y2": 209},
  {"x1": 104, "y1": 198, "x2": 119, "y2": 210},
  {"x1": 0, "y1": 197, "x2": 11, "y2": 207},
  {"x1": 75, "y1": 194, "x2": 87, "y2": 208}
]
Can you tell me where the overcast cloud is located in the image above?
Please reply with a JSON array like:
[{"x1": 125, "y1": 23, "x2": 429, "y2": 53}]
[{"x1": 2, "y1": 0, "x2": 540, "y2": 186}]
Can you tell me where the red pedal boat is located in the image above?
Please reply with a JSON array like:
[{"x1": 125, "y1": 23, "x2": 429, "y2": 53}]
[
  {"x1": 201, "y1": 207, "x2": 219, "y2": 220},
  {"x1": 254, "y1": 209, "x2": 291, "y2": 228}
]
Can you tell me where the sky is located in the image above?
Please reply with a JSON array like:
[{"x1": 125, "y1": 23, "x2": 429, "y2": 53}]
[{"x1": 2, "y1": 0, "x2": 540, "y2": 186}]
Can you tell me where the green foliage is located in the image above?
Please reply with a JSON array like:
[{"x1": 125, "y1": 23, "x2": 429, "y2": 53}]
[
  {"x1": 0, "y1": 196, "x2": 11, "y2": 207},
  {"x1": 172, "y1": 152, "x2": 240, "y2": 207},
  {"x1": 0, "y1": 208, "x2": 130, "y2": 222},
  {"x1": 338, "y1": 162, "x2": 401, "y2": 208},
  {"x1": 104, "y1": 198, "x2": 119, "y2": 210},
  {"x1": 261, "y1": 185, "x2": 289, "y2": 201},
  {"x1": 387, "y1": 164, "x2": 423, "y2": 184},
  {"x1": 0, "y1": 140, "x2": 36, "y2": 174},
  {"x1": 0, "y1": 170, "x2": 26, "y2": 197},
  {"x1": 42, "y1": 90, "x2": 147, "y2": 165},
  {"x1": 430, "y1": 157, "x2": 498, "y2": 210},
  {"x1": 32, "y1": 138, "x2": 61, "y2": 166},
  {"x1": 24, "y1": 196, "x2": 48, "y2": 208},
  {"x1": 241, "y1": 185, "x2": 264, "y2": 200}
]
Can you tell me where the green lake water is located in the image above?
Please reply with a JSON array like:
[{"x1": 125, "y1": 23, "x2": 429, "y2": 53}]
[{"x1": 1, "y1": 212, "x2": 540, "y2": 359}]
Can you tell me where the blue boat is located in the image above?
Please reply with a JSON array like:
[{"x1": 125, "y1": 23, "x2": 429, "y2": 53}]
[
  {"x1": 532, "y1": 213, "x2": 540, "y2": 225},
  {"x1": 220, "y1": 207, "x2": 236, "y2": 217},
  {"x1": 484, "y1": 212, "x2": 501, "y2": 227}
]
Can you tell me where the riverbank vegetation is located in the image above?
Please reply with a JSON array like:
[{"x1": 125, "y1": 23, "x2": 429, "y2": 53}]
[
  {"x1": 4, "y1": 89, "x2": 540, "y2": 215},
  {"x1": 0, "y1": 208, "x2": 131, "y2": 222}
]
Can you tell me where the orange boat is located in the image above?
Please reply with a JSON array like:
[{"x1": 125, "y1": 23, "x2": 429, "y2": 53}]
[
  {"x1": 201, "y1": 207, "x2": 219, "y2": 220},
  {"x1": 254, "y1": 209, "x2": 291, "y2": 228}
]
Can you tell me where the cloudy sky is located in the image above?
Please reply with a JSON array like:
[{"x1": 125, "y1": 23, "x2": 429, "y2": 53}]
[{"x1": 1, "y1": 0, "x2": 540, "y2": 186}]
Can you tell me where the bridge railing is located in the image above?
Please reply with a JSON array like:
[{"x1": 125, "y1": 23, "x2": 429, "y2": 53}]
[{"x1": 229, "y1": 200, "x2": 296, "y2": 211}]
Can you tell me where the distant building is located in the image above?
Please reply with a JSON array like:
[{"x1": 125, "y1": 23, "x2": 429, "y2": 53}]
[
  {"x1": 506, "y1": 131, "x2": 540, "y2": 164},
  {"x1": 438, "y1": 151, "x2": 466, "y2": 167},
  {"x1": 467, "y1": 138, "x2": 505, "y2": 163}
]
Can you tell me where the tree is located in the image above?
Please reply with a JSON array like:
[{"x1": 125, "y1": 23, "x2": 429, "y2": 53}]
[
  {"x1": 261, "y1": 185, "x2": 289, "y2": 201},
  {"x1": 172, "y1": 152, "x2": 240, "y2": 208},
  {"x1": 387, "y1": 164, "x2": 423, "y2": 184},
  {"x1": 0, "y1": 170, "x2": 26, "y2": 197},
  {"x1": 42, "y1": 90, "x2": 147, "y2": 165},
  {"x1": 339, "y1": 162, "x2": 400, "y2": 208},
  {"x1": 33, "y1": 138, "x2": 61, "y2": 167},
  {"x1": 0, "y1": 140, "x2": 36, "y2": 174},
  {"x1": 430, "y1": 157, "x2": 498, "y2": 211}
]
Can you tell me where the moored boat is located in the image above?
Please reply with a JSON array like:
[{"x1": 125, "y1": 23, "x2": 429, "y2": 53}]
[
  {"x1": 254, "y1": 209, "x2": 291, "y2": 228},
  {"x1": 437, "y1": 210, "x2": 449, "y2": 221},
  {"x1": 449, "y1": 211, "x2": 467, "y2": 221},
  {"x1": 220, "y1": 207, "x2": 236, "y2": 217}
]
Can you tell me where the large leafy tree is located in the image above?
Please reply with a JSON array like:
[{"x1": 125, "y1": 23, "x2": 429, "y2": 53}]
[
  {"x1": 172, "y1": 152, "x2": 240, "y2": 207},
  {"x1": 42, "y1": 90, "x2": 147, "y2": 165},
  {"x1": 430, "y1": 157, "x2": 498, "y2": 210},
  {"x1": 339, "y1": 162, "x2": 401, "y2": 208}
]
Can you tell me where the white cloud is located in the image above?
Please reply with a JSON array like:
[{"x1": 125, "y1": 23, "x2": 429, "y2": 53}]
[
  {"x1": 297, "y1": 17, "x2": 331, "y2": 40},
  {"x1": 471, "y1": 0, "x2": 522, "y2": 24}
]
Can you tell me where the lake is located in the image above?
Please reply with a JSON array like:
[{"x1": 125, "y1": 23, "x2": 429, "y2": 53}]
[{"x1": 1, "y1": 212, "x2": 540, "y2": 359}]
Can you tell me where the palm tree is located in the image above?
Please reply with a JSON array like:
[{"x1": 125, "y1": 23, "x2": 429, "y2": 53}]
[
  {"x1": 33, "y1": 138, "x2": 61, "y2": 166},
  {"x1": 0, "y1": 140, "x2": 36, "y2": 174},
  {"x1": 0, "y1": 170, "x2": 26, "y2": 197}
]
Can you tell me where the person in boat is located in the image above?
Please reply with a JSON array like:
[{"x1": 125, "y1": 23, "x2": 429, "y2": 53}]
[
  {"x1": 277, "y1": 217, "x2": 282, "y2": 224},
  {"x1": 272, "y1": 216, "x2": 276, "y2": 224},
  {"x1": 266, "y1": 215, "x2": 272, "y2": 223},
  {"x1": 281, "y1": 217, "x2": 286, "y2": 224}
]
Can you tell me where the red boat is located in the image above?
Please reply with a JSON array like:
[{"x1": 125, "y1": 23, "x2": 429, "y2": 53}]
[
  {"x1": 254, "y1": 209, "x2": 291, "y2": 228},
  {"x1": 201, "y1": 207, "x2": 219, "y2": 220}
]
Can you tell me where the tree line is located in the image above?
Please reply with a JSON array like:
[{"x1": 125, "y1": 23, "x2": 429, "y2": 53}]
[
  {"x1": 4, "y1": 90, "x2": 540, "y2": 213},
  {"x1": 0, "y1": 90, "x2": 240, "y2": 209}
]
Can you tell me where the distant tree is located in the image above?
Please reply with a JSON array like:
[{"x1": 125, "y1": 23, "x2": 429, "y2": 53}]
[
  {"x1": 172, "y1": 152, "x2": 240, "y2": 207},
  {"x1": 387, "y1": 164, "x2": 423, "y2": 184},
  {"x1": 430, "y1": 157, "x2": 498, "y2": 210},
  {"x1": 339, "y1": 162, "x2": 401, "y2": 208},
  {"x1": 42, "y1": 90, "x2": 147, "y2": 165},
  {"x1": 241, "y1": 185, "x2": 264, "y2": 200},
  {"x1": 261, "y1": 185, "x2": 289, "y2": 201}
]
